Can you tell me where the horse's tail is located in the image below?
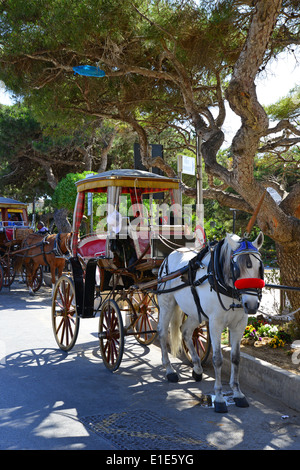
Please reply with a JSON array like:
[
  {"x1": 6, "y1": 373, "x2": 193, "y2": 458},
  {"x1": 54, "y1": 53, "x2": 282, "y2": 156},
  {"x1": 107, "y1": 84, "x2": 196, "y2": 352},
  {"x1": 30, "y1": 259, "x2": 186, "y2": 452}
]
[{"x1": 169, "y1": 305, "x2": 183, "y2": 357}]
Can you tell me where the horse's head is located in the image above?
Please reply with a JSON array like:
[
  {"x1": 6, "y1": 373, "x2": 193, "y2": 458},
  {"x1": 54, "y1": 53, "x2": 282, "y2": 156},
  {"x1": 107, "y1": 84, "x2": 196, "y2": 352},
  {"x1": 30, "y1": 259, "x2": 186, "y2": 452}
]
[
  {"x1": 226, "y1": 232, "x2": 265, "y2": 315},
  {"x1": 57, "y1": 232, "x2": 72, "y2": 255}
]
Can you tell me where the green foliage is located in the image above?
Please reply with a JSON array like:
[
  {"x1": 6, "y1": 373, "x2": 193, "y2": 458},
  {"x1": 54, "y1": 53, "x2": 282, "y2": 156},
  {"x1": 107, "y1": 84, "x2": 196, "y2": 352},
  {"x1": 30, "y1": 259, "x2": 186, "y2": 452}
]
[
  {"x1": 52, "y1": 171, "x2": 96, "y2": 212},
  {"x1": 0, "y1": 0, "x2": 249, "y2": 132},
  {"x1": 265, "y1": 85, "x2": 300, "y2": 120},
  {"x1": 0, "y1": 104, "x2": 40, "y2": 159},
  {"x1": 52, "y1": 170, "x2": 108, "y2": 233}
]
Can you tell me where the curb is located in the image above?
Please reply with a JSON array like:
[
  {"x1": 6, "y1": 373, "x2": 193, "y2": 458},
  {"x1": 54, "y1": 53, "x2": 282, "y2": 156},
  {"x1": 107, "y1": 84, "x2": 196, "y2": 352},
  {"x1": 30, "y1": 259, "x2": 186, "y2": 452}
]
[{"x1": 221, "y1": 346, "x2": 300, "y2": 412}]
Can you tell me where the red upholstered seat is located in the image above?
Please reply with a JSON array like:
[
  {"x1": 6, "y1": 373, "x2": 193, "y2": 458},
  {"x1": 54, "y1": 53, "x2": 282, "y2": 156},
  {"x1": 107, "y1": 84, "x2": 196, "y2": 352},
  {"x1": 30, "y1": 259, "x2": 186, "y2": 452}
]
[
  {"x1": 77, "y1": 235, "x2": 107, "y2": 258},
  {"x1": 5, "y1": 228, "x2": 14, "y2": 241}
]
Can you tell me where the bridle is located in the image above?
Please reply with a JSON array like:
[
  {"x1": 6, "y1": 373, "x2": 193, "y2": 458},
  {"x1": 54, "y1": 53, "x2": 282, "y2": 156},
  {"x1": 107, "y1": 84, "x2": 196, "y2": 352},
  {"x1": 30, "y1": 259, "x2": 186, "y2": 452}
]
[{"x1": 230, "y1": 239, "x2": 265, "y2": 302}]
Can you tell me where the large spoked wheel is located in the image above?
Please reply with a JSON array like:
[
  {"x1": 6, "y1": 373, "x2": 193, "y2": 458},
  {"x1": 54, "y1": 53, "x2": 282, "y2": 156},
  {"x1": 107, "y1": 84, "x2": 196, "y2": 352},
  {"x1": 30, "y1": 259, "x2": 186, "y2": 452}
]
[
  {"x1": 1, "y1": 257, "x2": 15, "y2": 287},
  {"x1": 182, "y1": 319, "x2": 211, "y2": 365},
  {"x1": 99, "y1": 299, "x2": 124, "y2": 372},
  {"x1": 130, "y1": 291, "x2": 159, "y2": 345},
  {"x1": 23, "y1": 265, "x2": 43, "y2": 293},
  {"x1": 52, "y1": 275, "x2": 80, "y2": 351}
]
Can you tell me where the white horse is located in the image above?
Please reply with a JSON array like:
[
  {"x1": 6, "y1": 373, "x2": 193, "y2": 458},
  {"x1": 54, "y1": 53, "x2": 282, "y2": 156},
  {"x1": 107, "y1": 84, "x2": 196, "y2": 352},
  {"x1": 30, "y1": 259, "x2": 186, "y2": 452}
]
[{"x1": 157, "y1": 232, "x2": 264, "y2": 413}]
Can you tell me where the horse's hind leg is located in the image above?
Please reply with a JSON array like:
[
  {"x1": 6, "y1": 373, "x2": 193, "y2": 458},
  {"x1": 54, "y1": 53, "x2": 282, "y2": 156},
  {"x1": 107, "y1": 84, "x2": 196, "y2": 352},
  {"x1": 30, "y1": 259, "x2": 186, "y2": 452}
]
[
  {"x1": 181, "y1": 315, "x2": 203, "y2": 382},
  {"x1": 229, "y1": 327, "x2": 249, "y2": 408},
  {"x1": 157, "y1": 295, "x2": 179, "y2": 383},
  {"x1": 27, "y1": 262, "x2": 37, "y2": 296}
]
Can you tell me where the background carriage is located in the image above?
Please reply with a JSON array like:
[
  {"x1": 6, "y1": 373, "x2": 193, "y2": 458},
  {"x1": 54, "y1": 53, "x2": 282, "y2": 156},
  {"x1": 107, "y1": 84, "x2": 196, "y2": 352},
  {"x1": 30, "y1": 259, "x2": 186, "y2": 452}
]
[
  {"x1": 0, "y1": 196, "x2": 39, "y2": 290},
  {"x1": 51, "y1": 169, "x2": 211, "y2": 371}
]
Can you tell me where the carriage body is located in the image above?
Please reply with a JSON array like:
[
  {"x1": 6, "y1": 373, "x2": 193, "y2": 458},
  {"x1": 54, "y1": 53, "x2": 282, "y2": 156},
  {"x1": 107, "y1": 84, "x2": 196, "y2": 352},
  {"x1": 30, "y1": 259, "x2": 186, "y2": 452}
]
[
  {"x1": 0, "y1": 197, "x2": 31, "y2": 245},
  {"x1": 68, "y1": 169, "x2": 192, "y2": 318}
]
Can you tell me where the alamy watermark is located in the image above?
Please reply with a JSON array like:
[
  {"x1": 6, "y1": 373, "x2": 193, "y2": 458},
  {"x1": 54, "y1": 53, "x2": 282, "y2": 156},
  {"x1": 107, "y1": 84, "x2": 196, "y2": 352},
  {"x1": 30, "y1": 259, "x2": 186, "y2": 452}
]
[{"x1": 94, "y1": 199, "x2": 205, "y2": 244}]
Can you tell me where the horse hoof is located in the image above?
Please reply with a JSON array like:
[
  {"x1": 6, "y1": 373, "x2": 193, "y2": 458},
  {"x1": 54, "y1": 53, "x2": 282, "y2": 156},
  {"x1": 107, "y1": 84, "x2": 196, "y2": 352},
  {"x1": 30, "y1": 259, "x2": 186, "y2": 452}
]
[
  {"x1": 166, "y1": 372, "x2": 179, "y2": 383},
  {"x1": 234, "y1": 396, "x2": 249, "y2": 408},
  {"x1": 214, "y1": 401, "x2": 228, "y2": 413},
  {"x1": 192, "y1": 370, "x2": 202, "y2": 382},
  {"x1": 29, "y1": 290, "x2": 35, "y2": 296}
]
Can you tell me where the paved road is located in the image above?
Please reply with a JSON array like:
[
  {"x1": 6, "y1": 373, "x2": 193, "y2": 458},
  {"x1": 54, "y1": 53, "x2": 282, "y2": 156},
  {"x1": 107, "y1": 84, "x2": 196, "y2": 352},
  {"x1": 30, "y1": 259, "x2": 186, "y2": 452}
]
[{"x1": 0, "y1": 282, "x2": 299, "y2": 452}]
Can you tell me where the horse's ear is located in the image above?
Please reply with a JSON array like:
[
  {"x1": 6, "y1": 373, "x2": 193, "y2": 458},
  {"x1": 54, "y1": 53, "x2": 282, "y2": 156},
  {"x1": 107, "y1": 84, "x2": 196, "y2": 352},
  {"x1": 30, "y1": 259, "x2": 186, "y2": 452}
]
[
  {"x1": 226, "y1": 233, "x2": 240, "y2": 251},
  {"x1": 253, "y1": 231, "x2": 264, "y2": 250}
]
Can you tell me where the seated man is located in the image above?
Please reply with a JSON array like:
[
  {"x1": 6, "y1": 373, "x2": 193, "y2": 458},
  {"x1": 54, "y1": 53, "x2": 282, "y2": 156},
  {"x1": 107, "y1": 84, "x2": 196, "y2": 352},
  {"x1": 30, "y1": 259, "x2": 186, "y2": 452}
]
[{"x1": 37, "y1": 221, "x2": 49, "y2": 234}]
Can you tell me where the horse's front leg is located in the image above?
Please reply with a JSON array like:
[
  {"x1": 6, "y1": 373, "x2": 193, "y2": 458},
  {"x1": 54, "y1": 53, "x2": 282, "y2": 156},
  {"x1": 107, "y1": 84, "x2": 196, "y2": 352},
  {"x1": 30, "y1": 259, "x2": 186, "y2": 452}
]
[
  {"x1": 28, "y1": 265, "x2": 37, "y2": 296},
  {"x1": 210, "y1": 325, "x2": 228, "y2": 413},
  {"x1": 229, "y1": 325, "x2": 249, "y2": 408},
  {"x1": 50, "y1": 262, "x2": 56, "y2": 296}
]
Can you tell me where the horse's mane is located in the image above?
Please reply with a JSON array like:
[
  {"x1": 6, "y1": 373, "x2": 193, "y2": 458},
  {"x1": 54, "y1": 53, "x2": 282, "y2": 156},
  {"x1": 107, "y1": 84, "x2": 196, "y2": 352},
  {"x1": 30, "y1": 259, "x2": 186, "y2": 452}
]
[{"x1": 220, "y1": 237, "x2": 233, "y2": 286}]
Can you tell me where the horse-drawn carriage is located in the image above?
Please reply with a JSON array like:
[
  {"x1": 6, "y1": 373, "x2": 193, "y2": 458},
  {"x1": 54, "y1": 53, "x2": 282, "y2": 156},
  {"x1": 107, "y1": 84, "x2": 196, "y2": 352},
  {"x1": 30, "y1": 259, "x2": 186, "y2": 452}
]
[
  {"x1": 51, "y1": 169, "x2": 210, "y2": 370},
  {"x1": 0, "y1": 196, "x2": 34, "y2": 290},
  {"x1": 0, "y1": 196, "x2": 64, "y2": 293},
  {"x1": 51, "y1": 169, "x2": 275, "y2": 413}
]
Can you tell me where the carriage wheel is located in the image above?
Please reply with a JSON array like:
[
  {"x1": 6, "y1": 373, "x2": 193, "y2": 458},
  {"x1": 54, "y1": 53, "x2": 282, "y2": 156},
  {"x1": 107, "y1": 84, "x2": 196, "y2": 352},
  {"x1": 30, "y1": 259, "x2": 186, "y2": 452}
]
[
  {"x1": 182, "y1": 319, "x2": 211, "y2": 365},
  {"x1": 98, "y1": 299, "x2": 124, "y2": 371},
  {"x1": 52, "y1": 275, "x2": 80, "y2": 351},
  {"x1": 1, "y1": 258, "x2": 15, "y2": 287},
  {"x1": 23, "y1": 265, "x2": 43, "y2": 292},
  {"x1": 32, "y1": 266, "x2": 43, "y2": 292},
  {"x1": 130, "y1": 291, "x2": 159, "y2": 345}
]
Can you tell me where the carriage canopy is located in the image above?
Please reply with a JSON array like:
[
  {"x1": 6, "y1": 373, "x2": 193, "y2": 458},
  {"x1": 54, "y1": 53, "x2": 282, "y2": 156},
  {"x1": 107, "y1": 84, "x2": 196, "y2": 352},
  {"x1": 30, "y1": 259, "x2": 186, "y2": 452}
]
[
  {"x1": 0, "y1": 197, "x2": 29, "y2": 227},
  {"x1": 72, "y1": 169, "x2": 181, "y2": 256}
]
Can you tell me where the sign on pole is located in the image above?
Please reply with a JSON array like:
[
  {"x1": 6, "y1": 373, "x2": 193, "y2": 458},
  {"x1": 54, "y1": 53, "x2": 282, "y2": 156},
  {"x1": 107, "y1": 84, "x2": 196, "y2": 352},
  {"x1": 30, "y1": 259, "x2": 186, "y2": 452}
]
[{"x1": 177, "y1": 155, "x2": 195, "y2": 175}]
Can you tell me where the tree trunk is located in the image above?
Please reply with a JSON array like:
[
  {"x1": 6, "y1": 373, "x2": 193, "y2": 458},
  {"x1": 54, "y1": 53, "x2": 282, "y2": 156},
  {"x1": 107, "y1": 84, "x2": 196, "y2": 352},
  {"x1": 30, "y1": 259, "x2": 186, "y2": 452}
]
[
  {"x1": 276, "y1": 238, "x2": 300, "y2": 320},
  {"x1": 53, "y1": 208, "x2": 72, "y2": 232}
]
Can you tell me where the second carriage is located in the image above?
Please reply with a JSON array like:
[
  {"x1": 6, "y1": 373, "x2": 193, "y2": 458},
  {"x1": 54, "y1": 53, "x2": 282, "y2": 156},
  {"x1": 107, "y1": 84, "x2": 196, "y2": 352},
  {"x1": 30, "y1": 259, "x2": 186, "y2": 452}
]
[
  {"x1": 0, "y1": 197, "x2": 43, "y2": 290},
  {"x1": 51, "y1": 169, "x2": 210, "y2": 371}
]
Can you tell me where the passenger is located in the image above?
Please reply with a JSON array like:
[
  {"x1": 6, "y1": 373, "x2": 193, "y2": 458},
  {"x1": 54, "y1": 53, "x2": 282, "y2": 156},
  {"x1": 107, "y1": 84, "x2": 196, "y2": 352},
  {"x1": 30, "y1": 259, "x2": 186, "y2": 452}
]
[
  {"x1": 37, "y1": 221, "x2": 49, "y2": 234},
  {"x1": 9, "y1": 214, "x2": 23, "y2": 226}
]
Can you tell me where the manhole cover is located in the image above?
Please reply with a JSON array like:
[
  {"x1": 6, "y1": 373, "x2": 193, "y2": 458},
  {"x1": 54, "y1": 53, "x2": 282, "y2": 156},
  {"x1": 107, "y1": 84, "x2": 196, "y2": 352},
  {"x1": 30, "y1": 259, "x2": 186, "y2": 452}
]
[{"x1": 80, "y1": 409, "x2": 215, "y2": 450}]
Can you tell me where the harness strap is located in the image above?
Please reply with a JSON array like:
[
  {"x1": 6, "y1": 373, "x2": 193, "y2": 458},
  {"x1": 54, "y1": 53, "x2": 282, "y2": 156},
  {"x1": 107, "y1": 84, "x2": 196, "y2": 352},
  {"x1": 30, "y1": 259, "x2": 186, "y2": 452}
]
[
  {"x1": 41, "y1": 235, "x2": 50, "y2": 267},
  {"x1": 156, "y1": 244, "x2": 211, "y2": 320},
  {"x1": 188, "y1": 261, "x2": 209, "y2": 321},
  {"x1": 155, "y1": 281, "x2": 189, "y2": 294}
]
